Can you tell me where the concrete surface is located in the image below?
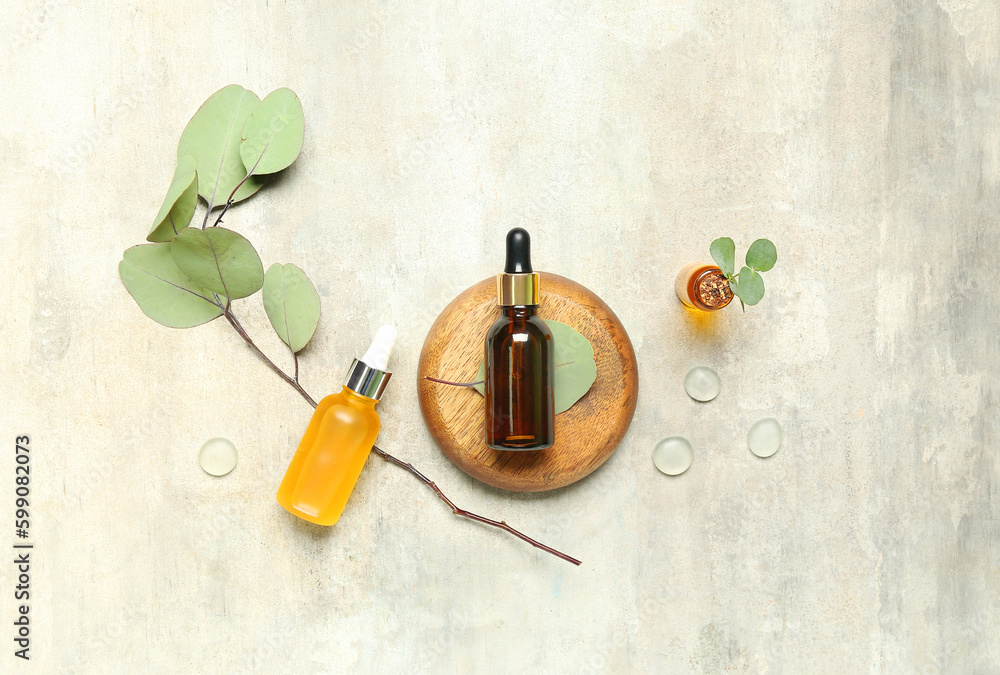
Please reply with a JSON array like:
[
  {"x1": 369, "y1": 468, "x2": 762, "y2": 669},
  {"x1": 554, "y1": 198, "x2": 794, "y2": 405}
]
[{"x1": 1, "y1": 0, "x2": 998, "y2": 672}]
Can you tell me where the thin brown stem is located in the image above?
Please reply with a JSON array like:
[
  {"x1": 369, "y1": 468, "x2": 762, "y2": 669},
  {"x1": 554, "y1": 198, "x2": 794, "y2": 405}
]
[
  {"x1": 212, "y1": 153, "x2": 266, "y2": 228},
  {"x1": 210, "y1": 175, "x2": 248, "y2": 228},
  {"x1": 224, "y1": 309, "x2": 316, "y2": 407},
  {"x1": 239, "y1": 327, "x2": 581, "y2": 565},
  {"x1": 369, "y1": 446, "x2": 582, "y2": 566},
  {"x1": 293, "y1": 351, "x2": 300, "y2": 382}
]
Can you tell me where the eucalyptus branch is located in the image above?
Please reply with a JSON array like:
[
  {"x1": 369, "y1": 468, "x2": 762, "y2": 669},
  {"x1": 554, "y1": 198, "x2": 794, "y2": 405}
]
[
  {"x1": 212, "y1": 151, "x2": 267, "y2": 228},
  {"x1": 209, "y1": 171, "x2": 252, "y2": 229},
  {"x1": 121, "y1": 84, "x2": 580, "y2": 568},
  {"x1": 201, "y1": 170, "x2": 227, "y2": 228},
  {"x1": 223, "y1": 308, "x2": 316, "y2": 407},
  {"x1": 228, "y1": 318, "x2": 581, "y2": 566},
  {"x1": 708, "y1": 236, "x2": 778, "y2": 309},
  {"x1": 368, "y1": 447, "x2": 581, "y2": 566}
]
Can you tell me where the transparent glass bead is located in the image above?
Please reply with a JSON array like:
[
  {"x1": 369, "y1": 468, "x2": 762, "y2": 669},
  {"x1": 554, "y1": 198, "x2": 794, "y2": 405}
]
[
  {"x1": 747, "y1": 418, "x2": 781, "y2": 458},
  {"x1": 684, "y1": 366, "x2": 721, "y2": 402},
  {"x1": 653, "y1": 436, "x2": 694, "y2": 476},
  {"x1": 199, "y1": 437, "x2": 238, "y2": 476}
]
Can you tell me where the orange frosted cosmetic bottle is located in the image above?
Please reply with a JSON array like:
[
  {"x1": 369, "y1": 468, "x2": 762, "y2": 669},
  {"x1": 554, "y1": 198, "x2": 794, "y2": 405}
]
[{"x1": 277, "y1": 326, "x2": 397, "y2": 526}]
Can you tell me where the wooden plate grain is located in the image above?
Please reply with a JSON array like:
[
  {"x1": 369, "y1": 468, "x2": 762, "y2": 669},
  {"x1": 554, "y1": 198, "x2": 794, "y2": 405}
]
[{"x1": 417, "y1": 273, "x2": 638, "y2": 492}]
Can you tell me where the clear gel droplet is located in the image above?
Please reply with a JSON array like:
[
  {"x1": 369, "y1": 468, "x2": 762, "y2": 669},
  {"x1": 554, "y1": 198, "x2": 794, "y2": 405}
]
[
  {"x1": 653, "y1": 436, "x2": 694, "y2": 476},
  {"x1": 684, "y1": 366, "x2": 721, "y2": 402},
  {"x1": 199, "y1": 437, "x2": 238, "y2": 476},
  {"x1": 747, "y1": 418, "x2": 781, "y2": 458}
]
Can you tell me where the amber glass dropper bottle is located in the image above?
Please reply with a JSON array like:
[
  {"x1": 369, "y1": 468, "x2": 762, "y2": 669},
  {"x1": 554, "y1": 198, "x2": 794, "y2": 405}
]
[
  {"x1": 276, "y1": 325, "x2": 397, "y2": 526},
  {"x1": 484, "y1": 228, "x2": 555, "y2": 451}
]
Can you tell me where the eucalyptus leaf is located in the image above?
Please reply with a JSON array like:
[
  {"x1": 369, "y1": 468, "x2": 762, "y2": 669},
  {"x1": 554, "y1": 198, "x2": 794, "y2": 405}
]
[
  {"x1": 746, "y1": 238, "x2": 777, "y2": 272},
  {"x1": 119, "y1": 244, "x2": 223, "y2": 328},
  {"x1": 735, "y1": 266, "x2": 765, "y2": 305},
  {"x1": 148, "y1": 155, "x2": 198, "y2": 242},
  {"x1": 471, "y1": 320, "x2": 597, "y2": 415},
  {"x1": 472, "y1": 362, "x2": 486, "y2": 396},
  {"x1": 170, "y1": 227, "x2": 264, "y2": 301},
  {"x1": 547, "y1": 320, "x2": 598, "y2": 413},
  {"x1": 708, "y1": 236, "x2": 778, "y2": 310},
  {"x1": 240, "y1": 88, "x2": 305, "y2": 176},
  {"x1": 710, "y1": 237, "x2": 736, "y2": 277},
  {"x1": 177, "y1": 85, "x2": 265, "y2": 208},
  {"x1": 262, "y1": 263, "x2": 320, "y2": 352}
]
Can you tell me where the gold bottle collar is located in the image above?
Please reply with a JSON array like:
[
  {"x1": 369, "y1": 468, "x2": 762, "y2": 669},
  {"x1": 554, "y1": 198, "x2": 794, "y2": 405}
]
[{"x1": 497, "y1": 273, "x2": 539, "y2": 306}]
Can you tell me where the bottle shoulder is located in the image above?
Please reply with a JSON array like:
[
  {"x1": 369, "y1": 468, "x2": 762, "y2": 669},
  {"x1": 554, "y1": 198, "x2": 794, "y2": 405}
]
[
  {"x1": 527, "y1": 313, "x2": 552, "y2": 337},
  {"x1": 486, "y1": 314, "x2": 509, "y2": 340},
  {"x1": 486, "y1": 309, "x2": 552, "y2": 341},
  {"x1": 318, "y1": 387, "x2": 381, "y2": 406},
  {"x1": 316, "y1": 391, "x2": 380, "y2": 423}
]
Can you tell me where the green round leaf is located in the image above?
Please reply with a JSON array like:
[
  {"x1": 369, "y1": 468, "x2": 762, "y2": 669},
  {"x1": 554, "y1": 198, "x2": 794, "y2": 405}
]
[
  {"x1": 710, "y1": 237, "x2": 736, "y2": 277},
  {"x1": 746, "y1": 238, "x2": 777, "y2": 272},
  {"x1": 170, "y1": 227, "x2": 264, "y2": 301},
  {"x1": 119, "y1": 244, "x2": 223, "y2": 328},
  {"x1": 177, "y1": 85, "x2": 265, "y2": 207},
  {"x1": 148, "y1": 155, "x2": 199, "y2": 242},
  {"x1": 735, "y1": 266, "x2": 765, "y2": 305},
  {"x1": 240, "y1": 88, "x2": 305, "y2": 176},
  {"x1": 548, "y1": 320, "x2": 598, "y2": 413},
  {"x1": 473, "y1": 362, "x2": 486, "y2": 396},
  {"x1": 262, "y1": 263, "x2": 320, "y2": 352},
  {"x1": 472, "y1": 320, "x2": 597, "y2": 415}
]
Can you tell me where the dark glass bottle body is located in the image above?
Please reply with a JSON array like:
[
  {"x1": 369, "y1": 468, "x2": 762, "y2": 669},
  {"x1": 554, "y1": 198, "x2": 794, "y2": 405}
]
[{"x1": 484, "y1": 305, "x2": 555, "y2": 451}]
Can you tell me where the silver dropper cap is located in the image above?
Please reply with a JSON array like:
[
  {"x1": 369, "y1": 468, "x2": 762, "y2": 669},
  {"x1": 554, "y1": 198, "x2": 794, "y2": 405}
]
[
  {"x1": 343, "y1": 325, "x2": 397, "y2": 400},
  {"x1": 344, "y1": 359, "x2": 392, "y2": 400}
]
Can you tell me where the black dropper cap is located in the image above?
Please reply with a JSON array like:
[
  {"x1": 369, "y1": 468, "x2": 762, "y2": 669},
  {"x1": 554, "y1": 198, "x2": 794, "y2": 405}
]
[{"x1": 504, "y1": 228, "x2": 533, "y2": 274}]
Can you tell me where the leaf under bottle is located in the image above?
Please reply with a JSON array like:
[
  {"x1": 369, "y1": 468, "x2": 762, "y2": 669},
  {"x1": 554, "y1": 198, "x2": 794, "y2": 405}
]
[{"x1": 435, "y1": 320, "x2": 597, "y2": 415}]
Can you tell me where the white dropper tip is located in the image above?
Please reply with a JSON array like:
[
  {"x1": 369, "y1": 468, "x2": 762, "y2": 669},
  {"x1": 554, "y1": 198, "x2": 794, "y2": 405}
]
[{"x1": 361, "y1": 325, "x2": 397, "y2": 371}]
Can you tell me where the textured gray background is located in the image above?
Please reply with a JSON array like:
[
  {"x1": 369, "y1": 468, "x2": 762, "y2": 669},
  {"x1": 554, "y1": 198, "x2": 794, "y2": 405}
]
[{"x1": 1, "y1": 0, "x2": 998, "y2": 672}]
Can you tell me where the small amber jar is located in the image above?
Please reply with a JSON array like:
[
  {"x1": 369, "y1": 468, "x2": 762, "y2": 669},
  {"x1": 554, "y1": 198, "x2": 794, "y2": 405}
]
[{"x1": 675, "y1": 263, "x2": 734, "y2": 311}]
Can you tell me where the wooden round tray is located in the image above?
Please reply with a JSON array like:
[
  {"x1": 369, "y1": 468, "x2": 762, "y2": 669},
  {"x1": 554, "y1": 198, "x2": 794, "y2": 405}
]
[{"x1": 417, "y1": 273, "x2": 638, "y2": 492}]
